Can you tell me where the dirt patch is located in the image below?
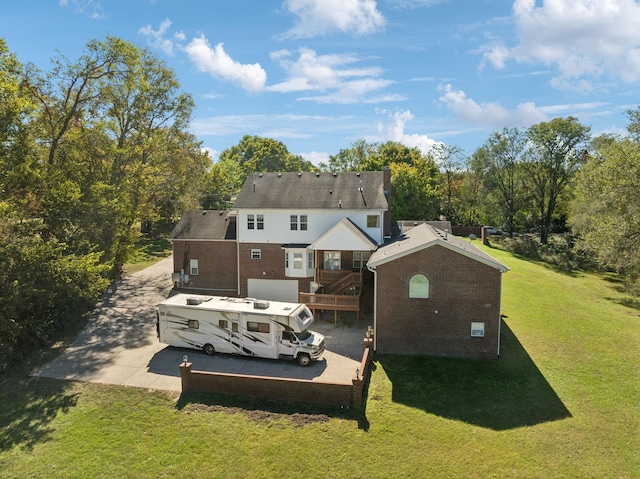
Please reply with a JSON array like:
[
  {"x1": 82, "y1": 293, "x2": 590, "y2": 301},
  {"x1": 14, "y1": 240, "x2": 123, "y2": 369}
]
[{"x1": 182, "y1": 403, "x2": 332, "y2": 426}]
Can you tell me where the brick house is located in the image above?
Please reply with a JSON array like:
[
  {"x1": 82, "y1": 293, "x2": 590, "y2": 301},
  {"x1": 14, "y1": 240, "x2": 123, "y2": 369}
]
[
  {"x1": 367, "y1": 223, "x2": 508, "y2": 359},
  {"x1": 169, "y1": 170, "x2": 508, "y2": 358}
]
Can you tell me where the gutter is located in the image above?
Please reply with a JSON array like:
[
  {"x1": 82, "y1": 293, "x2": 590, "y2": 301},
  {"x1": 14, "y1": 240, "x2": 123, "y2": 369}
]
[{"x1": 366, "y1": 262, "x2": 378, "y2": 352}]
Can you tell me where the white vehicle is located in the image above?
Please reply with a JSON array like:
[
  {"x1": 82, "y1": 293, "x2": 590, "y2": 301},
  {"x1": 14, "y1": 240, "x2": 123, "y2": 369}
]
[{"x1": 156, "y1": 294, "x2": 325, "y2": 366}]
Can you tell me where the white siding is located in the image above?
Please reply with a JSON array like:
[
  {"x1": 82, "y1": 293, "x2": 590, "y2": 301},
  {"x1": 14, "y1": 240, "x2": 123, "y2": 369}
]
[{"x1": 237, "y1": 209, "x2": 384, "y2": 245}]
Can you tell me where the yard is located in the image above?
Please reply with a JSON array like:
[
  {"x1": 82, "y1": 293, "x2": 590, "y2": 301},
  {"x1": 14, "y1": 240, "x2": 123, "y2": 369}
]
[{"x1": 0, "y1": 245, "x2": 638, "y2": 478}]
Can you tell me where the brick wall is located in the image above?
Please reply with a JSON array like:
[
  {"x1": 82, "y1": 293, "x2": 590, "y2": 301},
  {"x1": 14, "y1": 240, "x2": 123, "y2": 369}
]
[
  {"x1": 172, "y1": 240, "x2": 237, "y2": 293},
  {"x1": 179, "y1": 340, "x2": 373, "y2": 407},
  {"x1": 374, "y1": 244, "x2": 502, "y2": 359},
  {"x1": 238, "y1": 243, "x2": 312, "y2": 297}
]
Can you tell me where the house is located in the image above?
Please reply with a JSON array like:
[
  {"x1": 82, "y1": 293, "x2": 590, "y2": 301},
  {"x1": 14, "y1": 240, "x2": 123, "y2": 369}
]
[
  {"x1": 367, "y1": 223, "x2": 508, "y2": 359},
  {"x1": 168, "y1": 169, "x2": 508, "y2": 359}
]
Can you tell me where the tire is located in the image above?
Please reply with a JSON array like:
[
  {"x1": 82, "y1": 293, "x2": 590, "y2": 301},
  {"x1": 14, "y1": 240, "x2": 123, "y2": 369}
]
[
  {"x1": 203, "y1": 343, "x2": 215, "y2": 356},
  {"x1": 297, "y1": 353, "x2": 311, "y2": 367}
]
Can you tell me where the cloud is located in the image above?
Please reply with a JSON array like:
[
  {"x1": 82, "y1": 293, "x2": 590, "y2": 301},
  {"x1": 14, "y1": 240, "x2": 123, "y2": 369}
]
[
  {"x1": 484, "y1": 0, "x2": 640, "y2": 86},
  {"x1": 59, "y1": 0, "x2": 105, "y2": 19},
  {"x1": 299, "y1": 151, "x2": 331, "y2": 166},
  {"x1": 280, "y1": 0, "x2": 385, "y2": 38},
  {"x1": 139, "y1": 19, "x2": 177, "y2": 56},
  {"x1": 375, "y1": 109, "x2": 440, "y2": 154},
  {"x1": 438, "y1": 84, "x2": 547, "y2": 128},
  {"x1": 268, "y1": 47, "x2": 399, "y2": 103},
  {"x1": 185, "y1": 36, "x2": 267, "y2": 93}
]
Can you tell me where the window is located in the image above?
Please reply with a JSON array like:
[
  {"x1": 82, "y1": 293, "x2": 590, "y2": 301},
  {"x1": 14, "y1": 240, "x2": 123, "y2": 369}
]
[
  {"x1": 471, "y1": 322, "x2": 485, "y2": 337},
  {"x1": 324, "y1": 251, "x2": 341, "y2": 270},
  {"x1": 232, "y1": 322, "x2": 239, "y2": 333},
  {"x1": 257, "y1": 214, "x2": 264, "y2": 230},
  {"x1": 219, "y1": 319, "x2": 228, "y2": 329},
  {"x1": 189, "y1": 259, "x2": 199, "y2": 276},
  {"x1": 308, "y1": 252, "x2": 314, "y2": 269},
  {"x1": 188, "y1": 320, "x2": 199, "y2": 329},
  {"x1": 247, "y1": 214, "x2": 255, "y2": 230},
  {"x1": 285, "y1": 253, "x2": 289, "y2": 268},
  {"x1": 367, "y1": 215, "x2": 380, "y2": 228},
  {"x1": 290, "y1": 215, "x2": 308, "y2": 231},
  {"x1": 251, "y1": 249, "x2": 261, "y2": 260},
  {"x1": 293, "y1": 252, "x2": 303, "y2": 269},
  {"x1": 247, "y1": 321, "x2": 270, "y2": 333},
  {"x1": 409, "y1": 274, "x2": 429, "y2": 298},
  {"x1": 353, "y1": 251, "x2": 371, "y2": 268}
]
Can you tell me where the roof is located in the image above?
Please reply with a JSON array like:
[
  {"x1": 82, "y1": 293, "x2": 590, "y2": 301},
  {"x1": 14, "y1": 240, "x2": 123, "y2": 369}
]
[
  {"x1": 309, "y1": 218, "x2": 378, "y2": 251},
  {"x1": 368, "y1": 223, "x2": 508, "y2": 272},
  {"x1": 159, "y1": 294, "x2": 305, "y2": 317},
  {"x1": 233, "y1": 171, "x2": 388, "y2": 210},
  {"x1": 169, "y1": 210, "x2": 236, "y2": 241}
]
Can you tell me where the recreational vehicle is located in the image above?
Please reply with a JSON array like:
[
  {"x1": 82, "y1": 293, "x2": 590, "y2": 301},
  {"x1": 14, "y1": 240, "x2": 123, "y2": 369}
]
[{"x1": 157, "y1": 294, "x2": 325, "y2": 366}]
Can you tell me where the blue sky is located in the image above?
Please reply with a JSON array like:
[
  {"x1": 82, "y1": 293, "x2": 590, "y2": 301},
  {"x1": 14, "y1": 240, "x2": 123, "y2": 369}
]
[{"x1": 3, "y1": 0, "x2": 640, "y2": 165}]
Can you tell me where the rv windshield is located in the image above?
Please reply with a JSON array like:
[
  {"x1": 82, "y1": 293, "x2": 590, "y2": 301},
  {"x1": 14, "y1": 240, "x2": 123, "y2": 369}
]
[{"x1": 294, "y1": 330, "x2": 312, "y2": 341}]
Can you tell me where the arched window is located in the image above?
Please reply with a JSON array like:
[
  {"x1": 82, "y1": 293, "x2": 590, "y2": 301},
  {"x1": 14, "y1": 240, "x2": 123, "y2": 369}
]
[{"x1": 409, "y1": 274, "x2": 429, "y2": 298}]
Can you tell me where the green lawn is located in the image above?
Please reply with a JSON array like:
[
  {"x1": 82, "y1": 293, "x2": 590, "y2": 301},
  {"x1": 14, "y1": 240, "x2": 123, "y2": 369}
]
[{"x1": 1, "y1": 246, "x2": 638, "y2": 478}]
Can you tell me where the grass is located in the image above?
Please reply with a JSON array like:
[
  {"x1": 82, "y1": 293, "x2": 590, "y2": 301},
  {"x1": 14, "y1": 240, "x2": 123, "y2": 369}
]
[
  {"x1": 1, "y1": 246, "x2": 639, "y2": 478},
  {"x1": 122, "y1": 235, "x2": 172, "y2": 275}
]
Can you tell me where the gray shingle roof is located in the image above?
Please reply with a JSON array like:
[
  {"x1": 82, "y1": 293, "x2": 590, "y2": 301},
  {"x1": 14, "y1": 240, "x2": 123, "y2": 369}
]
[
  {"x1": 233, "y1": 171, "x2": 388, "y2": 210},
  {"x1": 169, "y1": 210, "x2": 236, "y2": 241},
  {"x1": 368, "y1": 223, "x2": 508, "y2": 272}
]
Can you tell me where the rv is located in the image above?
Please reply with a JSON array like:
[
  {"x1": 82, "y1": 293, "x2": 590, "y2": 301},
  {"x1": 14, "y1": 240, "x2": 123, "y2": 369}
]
[{"x1": 156, "y1": 294, "x2": 325, "y2": 366}]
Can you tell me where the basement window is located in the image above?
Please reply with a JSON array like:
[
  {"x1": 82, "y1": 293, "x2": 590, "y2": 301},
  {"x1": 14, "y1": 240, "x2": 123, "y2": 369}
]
[{"x1": 471, "y1": 322, "x2": 485, "y2": 337}]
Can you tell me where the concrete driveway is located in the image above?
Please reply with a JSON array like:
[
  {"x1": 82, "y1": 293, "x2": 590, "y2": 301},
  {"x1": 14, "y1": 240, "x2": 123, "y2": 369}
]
[{"x1": 34, "y1": 257, "x2": 366, "y2": 392}]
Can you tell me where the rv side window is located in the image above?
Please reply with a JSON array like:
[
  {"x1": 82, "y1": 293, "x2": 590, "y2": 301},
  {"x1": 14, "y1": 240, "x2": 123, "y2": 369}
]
[
  {"x1": 188, "y1": 320, "x2": 199, "y2": 329},
  {"x1": 247, "y1": 321, "x2": 270, "y2": 333},
  {"x1": 232, "y1": 322, "x2": 239, "y2": 333},
  {"x1": 219, "y1": 319, "x2": 228, "y2": 329}
]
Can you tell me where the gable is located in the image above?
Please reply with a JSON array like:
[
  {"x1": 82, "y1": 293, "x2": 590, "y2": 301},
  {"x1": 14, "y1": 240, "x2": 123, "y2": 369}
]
[
  {"x1": 310, "y1": 218, "x2": 378, "y2": 251},
  {"x1": 233, "y1": 171, "x2": 388, "y2": 211},
  {"x1": 368, "y1": 223, "x2": 508, "y2": 272}
]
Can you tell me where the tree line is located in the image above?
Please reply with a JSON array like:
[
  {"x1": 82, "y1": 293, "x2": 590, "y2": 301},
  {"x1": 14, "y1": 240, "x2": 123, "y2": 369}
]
[{"x1": 2, "y1": 34, "x2": 639, "y2": 368}]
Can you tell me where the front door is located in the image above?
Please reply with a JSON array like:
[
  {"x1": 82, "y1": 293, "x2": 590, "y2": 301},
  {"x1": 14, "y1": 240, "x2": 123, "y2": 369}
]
[{"x1": 324, "y1": 251, "x2": 341, "y2": 270}]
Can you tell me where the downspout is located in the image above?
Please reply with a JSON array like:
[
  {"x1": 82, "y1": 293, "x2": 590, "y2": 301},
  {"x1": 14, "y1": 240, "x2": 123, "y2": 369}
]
[
  {"x1": 236, "y1": 216, "x2": 241, "y2": 296},
  {"x1": 367, "y1": 263, "x2": 378, "y2": 352}
]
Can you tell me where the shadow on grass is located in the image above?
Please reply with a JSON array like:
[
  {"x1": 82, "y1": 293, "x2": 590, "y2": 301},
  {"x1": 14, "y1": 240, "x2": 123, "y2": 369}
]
[
  {"x1": 0, "y1": 376, "x2": 79, "y2": 451},
  {"x1": 377, "y1": 321, "x2": 571, "y2": 431},
  {"x1": 175, "y1": 391, "x2": 370, "y2": 430}
]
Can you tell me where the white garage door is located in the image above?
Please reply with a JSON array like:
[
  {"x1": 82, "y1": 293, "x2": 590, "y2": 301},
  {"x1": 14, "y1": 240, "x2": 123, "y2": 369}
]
[{"x1": 247, "y1": 279, "x2": 299, "y2": 302}]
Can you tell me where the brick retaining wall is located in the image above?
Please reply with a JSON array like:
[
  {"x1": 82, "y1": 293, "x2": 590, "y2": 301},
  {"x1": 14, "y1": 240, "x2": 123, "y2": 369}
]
[{"x1": 180, "y1": 339, "x2": 373, "y2": 408}]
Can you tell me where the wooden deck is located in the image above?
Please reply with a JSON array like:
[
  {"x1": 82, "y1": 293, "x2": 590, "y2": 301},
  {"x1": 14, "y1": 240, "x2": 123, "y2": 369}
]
[{"x1": 299, "y1": 292, "x2": 361, "y2": 325}]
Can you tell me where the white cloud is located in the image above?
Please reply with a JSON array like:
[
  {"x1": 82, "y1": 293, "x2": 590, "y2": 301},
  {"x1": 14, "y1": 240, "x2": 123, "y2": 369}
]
[
  {"x1": 268, "y1": 47, "x2": 398, "y2": 103},
  {"x1": 139, "y1": 19, "x2": 176, "y2": 56},
  {"x1": 280, "y1": 0, "x2": 385, "y2": 38},
  {"x1": 299, "y1": 151, "x2": 331, "y2": 166},
  {"x1": 484, "y1": 0, "x2": 640, "y2": 86},
  {"x1": 375, "y1": 109, "x2": 440, "y2": 154},
  {"x1": 185, "y1": 36, "x2": 267, "y2": 93},
  {"x1": 438, "y1": 84, "x2": 547, "y2": 128},
  {"x1": 59, "y1": 0, "x2": 105, "y2": 19}
]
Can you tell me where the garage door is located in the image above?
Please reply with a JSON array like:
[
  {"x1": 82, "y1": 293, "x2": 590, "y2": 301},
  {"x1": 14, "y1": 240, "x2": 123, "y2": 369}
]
[{"x1": 247, "y1": 279, "x2": 299, "y2": 302}]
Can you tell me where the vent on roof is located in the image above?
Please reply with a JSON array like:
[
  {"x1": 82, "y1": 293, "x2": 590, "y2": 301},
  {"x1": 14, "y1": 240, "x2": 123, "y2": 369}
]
[
  {"x1": 297, "y1": 172, "x2": 302, "y2": 177},
  {"x1": 259, "y1": 173, "x2": 263, "y2": 177},
  {"x1": 356, "y1": 172, "x2": 360, "y2": 177},
  {"x1": 254, "y1": 300, "x2": 270, "y2": 310},
  {"x1": 316, "y1": 172, "x2": 320, "y2": 177},
  {"x1": 333, "y1": 172, "x2": 337, "y2": 177},
  {"x1": 278, "y1": 173, "x2": 282, "y2": 177}
]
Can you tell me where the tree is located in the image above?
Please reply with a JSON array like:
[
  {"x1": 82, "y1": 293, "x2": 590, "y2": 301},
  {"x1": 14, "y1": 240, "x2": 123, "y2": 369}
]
[
  {"x1": 570, "y1": 132, "x2": 640, "y2": 292},
  {"x1": 431, "y1": 143, "x2": 465, "y2": 224},
  {"x1": 524, "y1": 117, "x2": 591, "y2": 244},
  {"x1": 389, "y1": 159, "x2": 439, "y2": 221},
  {"x1": 471, "y1": 128, "x2": 527, "y2": 236}
]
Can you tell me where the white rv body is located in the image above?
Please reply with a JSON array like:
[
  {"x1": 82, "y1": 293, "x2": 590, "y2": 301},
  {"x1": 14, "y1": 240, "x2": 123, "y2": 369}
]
[{"x1": 157, "y1": 294, "x2": 325, "y2": 366}]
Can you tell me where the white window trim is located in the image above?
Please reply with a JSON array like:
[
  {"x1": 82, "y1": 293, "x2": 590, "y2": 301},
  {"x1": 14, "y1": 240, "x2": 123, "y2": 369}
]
[
  {"x1": 189, "y1": 259, "x2": 199, "y2": 276},
  {"x1": 471, "y1": 322, "x2": 485, "y2": 337}
]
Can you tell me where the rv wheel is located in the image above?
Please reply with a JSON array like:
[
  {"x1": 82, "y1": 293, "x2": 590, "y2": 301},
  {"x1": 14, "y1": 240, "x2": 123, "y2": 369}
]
[
  {"x1": 297, "y1": 353, "x2": 311, "y2": 367},
  {"x1": 203, "y1": 344, "x2": 215, "y2": 356}
]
